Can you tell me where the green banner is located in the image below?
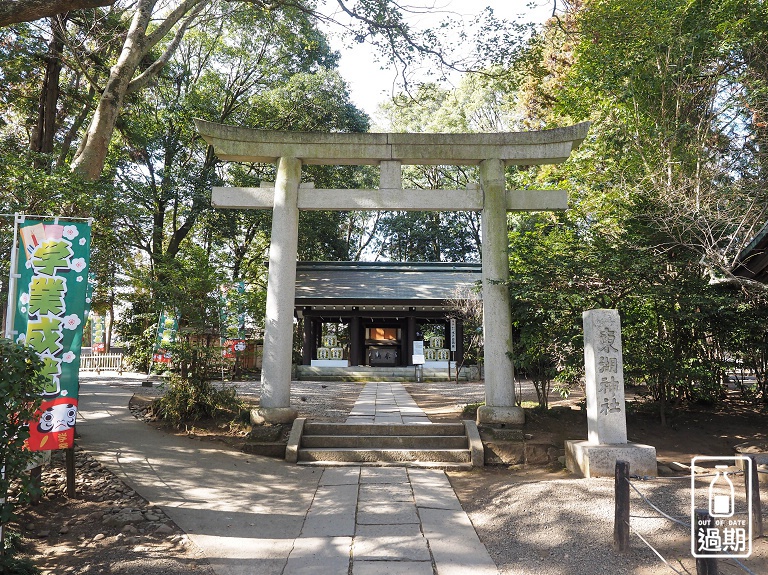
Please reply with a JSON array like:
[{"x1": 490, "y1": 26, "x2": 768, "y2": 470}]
[
  {"x1": 218, "y1": 281, "x2": 246, "y2": 339},
  {"x1": 91, "y1": 312, "x2": 106, "y2": 352},
  {"x1": 152, "y1": 311, "x2": 178, "y2": 364},
  {"x1": 11, "y1": 218, "x2": 92, "y2": 451}
]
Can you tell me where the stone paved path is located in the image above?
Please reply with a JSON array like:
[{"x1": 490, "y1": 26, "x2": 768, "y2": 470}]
[
  {"x1": 283, "y1": 382, "x2": 498, "y2": 574},
  {"x1": 79, "y1": 377, "x2": 498, "y2": 575},
  {"x1": 346, "y1": 381, "x2": 431, "y2": 424}
]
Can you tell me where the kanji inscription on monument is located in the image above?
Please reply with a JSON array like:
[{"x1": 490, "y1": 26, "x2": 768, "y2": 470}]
[{"x1": 583, "y1": 308, "x2": 627, "y2": 444}]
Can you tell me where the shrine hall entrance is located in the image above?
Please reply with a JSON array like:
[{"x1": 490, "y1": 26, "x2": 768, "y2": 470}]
[{"x1": 295, "y1": 261, "x2": 480, "y2": 370}]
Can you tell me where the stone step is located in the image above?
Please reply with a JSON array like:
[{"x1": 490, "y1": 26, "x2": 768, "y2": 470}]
[
  {"x1": 300, "y1": 434, "x2": 469, "y2": 450},
  {"x1": 296, "y1": 460, "x2": 473, "y2": 470},
  {"x1": 286, "y1": 419, "x2": 483, "y2": 468},
  {"x1": 297, "y1": 447, "x2": 472, "y2": 464},
  {"x1": 303, "y1": 422, "x2": 466, "y2": 437},
  {"x1": 294, "y1": 365, "x2": 478, "y2": 382}
]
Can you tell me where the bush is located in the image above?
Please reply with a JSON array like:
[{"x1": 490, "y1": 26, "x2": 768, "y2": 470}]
[
  {"x1": 152, "y1": 374, "x2": 243, "y2": 426},
  {"x1": 0, "y1": 338, "x2": 47, "y2": 557},
  {"x1": 0, "y1": 529, "x2": 38, "y2": 574}
]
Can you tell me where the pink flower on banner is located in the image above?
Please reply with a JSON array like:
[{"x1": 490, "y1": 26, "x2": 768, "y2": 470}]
[
  {"x1": 62, "y1": 225, "x2": 79, "y2": 240},
  {"x1": 79, "y1": 238, "x2": 86, "y2": 246},
  {"x1": 62, "y1": 314, "x2": 81, "y2": 330},
  {"x1": 20, "y1": 292, "x2": 30, "y2": 304},
  {"x1": 62, "y1": 351, "x2": 76, "y2": 363},
  {"x1": 70, "y1": 258, "x2": 87, "y2": 272}
]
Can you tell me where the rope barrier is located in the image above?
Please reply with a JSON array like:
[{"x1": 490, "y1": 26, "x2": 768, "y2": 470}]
[
  {"x1": 629, "y1": 514, "x2": 690, "y2": 520},
  {"x1": 632, "y1": 471, "x2": 745, "y2": 481},
  {"x1": 624, "y1": 521, "x2": 688, "y2": 575},
  {"x1": 722, "y1": 558, "x2": 759, "y2": 575},
  {"x1": 626, "y1": 478, "x2": 690, "y2": 528},
  {"x1": 620, "y1": 461, "x2": 763, "y2": 575}
]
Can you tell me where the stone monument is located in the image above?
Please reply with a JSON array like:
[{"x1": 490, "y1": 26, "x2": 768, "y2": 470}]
[{"x1": 565, "y1": 309, "x2": 657, "y2": 478}]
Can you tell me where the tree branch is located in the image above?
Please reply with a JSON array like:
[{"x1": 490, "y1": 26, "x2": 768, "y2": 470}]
[
  {"x1": 0, "y1": 0, "x2": 115, "y2": 27},
  {"x1": 141, "y1": 0, "x2": 207, "y2": 53},
  {"x1": 127, "y1": 1, "x2": 206, "y2": 94}
]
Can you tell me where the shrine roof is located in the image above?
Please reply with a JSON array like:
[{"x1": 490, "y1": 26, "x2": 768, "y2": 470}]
[
  {"x1": 733, "y1": 221, "x2": 768, "y2": 283},
  {"x1": 294, "y1": 261, "x2": 481, "y2": 306}
]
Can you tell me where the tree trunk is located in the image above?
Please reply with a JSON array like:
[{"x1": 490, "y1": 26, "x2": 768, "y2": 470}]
[
  {"x1": 70, "y1": 0, "x2": 153, "y2": 179},
  {"x1": 70, "y1": 0, "x2": 204, "y2": 180},
  {"x1": 31, "y1": 16, "x2": 66, "y2": 170}
]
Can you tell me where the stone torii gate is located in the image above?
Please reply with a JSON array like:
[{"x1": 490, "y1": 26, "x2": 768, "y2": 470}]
[{"x1": 195, "y1": 120, "x2": 589, "y2": 426}]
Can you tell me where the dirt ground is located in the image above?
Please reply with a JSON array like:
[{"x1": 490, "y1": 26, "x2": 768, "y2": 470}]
[{"x1": 9, "y1": 381, "x2": 768, "y2": 574}]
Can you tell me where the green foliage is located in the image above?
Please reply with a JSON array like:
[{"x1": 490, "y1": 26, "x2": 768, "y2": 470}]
[
  {"x1": 152, "y1": 373, "x2": 243, "y2": 427},
  {"x1": 461, "y1": 402, "x2": 484, "y2": 417},
  {"x1": 0, "y1": 338, "x2": 47, "y2": 555},
  {"x1": 121, "y1": 319, "x2": 157, "y2": 375},
  {"x1": 0, "y1": 527, "x2": 38, "y2": 573},
  {"x1": 0, "y1": 549, "x2": 39, "y2": 575},
  {"x1": 495, "y1": 0, "x2": 768, "y2": 420}
]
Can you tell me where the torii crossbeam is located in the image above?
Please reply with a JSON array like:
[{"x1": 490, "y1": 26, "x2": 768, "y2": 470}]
[{"x1": 196, "y1": 120, "x2": 590, "y2": 426}]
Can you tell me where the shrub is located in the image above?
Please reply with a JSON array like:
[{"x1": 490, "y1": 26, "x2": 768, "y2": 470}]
[
  {"x1": 0, "y1": 338, "x2": 47, "y2": 558},
  {"x1": 152, "y1": 374, "x2": 243, "y2": 426}
]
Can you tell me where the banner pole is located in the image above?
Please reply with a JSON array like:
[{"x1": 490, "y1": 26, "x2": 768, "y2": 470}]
[
  {"x1": 1, "y1": 215, "x2": 22, "y2": 554},
  {"x1": 148, "y1": 312, "x2": 161, "y2": 376},
  {"x1": 4, "y1": 213, "x2": 21, "y2": 339}
]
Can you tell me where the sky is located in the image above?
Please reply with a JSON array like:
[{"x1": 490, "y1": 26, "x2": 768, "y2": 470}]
[{"x1": 323, "y1": 0, "x2": 556, "y2": 118}]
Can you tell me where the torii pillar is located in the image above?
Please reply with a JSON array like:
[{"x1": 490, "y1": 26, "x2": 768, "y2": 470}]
[
  {"x1": 478, "y1": 158, "x2": 519, "y2": 424},
  {"x1": 195, "y1": 120, "x2": 590, "y2": 425},
  {"x1": 260, "y1": 156, "x2": 301, "y2": 422}
]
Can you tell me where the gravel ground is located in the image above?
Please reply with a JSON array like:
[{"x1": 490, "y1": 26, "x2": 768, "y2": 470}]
[
  {"x1": 71, "y1": 373, "x2": 767, "y2": 575},
  {"x1": 18, "y1": 447, "x2": 214, "y2": 575}
]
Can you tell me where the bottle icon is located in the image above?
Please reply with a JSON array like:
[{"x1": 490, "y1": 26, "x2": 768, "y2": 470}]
[{"x1": 709, "y1": 465, "x2": 735, "y2": 517}]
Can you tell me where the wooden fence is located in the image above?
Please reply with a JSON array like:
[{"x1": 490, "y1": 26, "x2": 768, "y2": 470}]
[{"x1": 80, "y1": 353, "x2": 124, "y2": 373}]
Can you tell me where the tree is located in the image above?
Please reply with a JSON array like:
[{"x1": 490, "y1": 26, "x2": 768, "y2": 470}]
[
  {"x1": 108, "y1": 1, "x2": 373, "y2": 367},
  {"x1": 565, "y1": 0, "x2": 768, "y2": 280},
  {"x1": 65, "y1": 0, "x2": 525, "y2": 180},
  {"x1": 372, "y1": 83, "x2": 487, "y2": 262},
  {"x1": 490, "y1": 0, "x2": 768, "y2": 416},
  {"x1": 446, "y1": 284, "x2": 483, "y2": 383}
]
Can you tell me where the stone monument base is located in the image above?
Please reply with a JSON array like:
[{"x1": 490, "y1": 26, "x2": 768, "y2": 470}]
[
  {"x1": 251, "y1": 407, "x2": 298, "y2": 425},
  {"x1": 476, "y1": 405, "x2": 525, "y2": 426},
  {"x1": 565, "y1": 440, "x2": 657, "y2": 478}
]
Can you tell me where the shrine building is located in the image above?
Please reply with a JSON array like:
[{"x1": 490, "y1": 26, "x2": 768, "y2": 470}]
[{"x1": 295, "y1": 261, "x2": 481, "y2": 371}]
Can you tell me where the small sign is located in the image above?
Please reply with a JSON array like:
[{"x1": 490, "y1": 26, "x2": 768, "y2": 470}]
[
  {"x1": 412, "y1": 354, "x2": 425, "y2": 365},
  {"x1": 413, "y1": 340, "x2": 424, "y2": 356},
  {"x1": 449, "y1": 318, "x2": 457, "y2": 352},
  {"x1": 222, "y1": 339, "x2": 246, "y2": 358}
]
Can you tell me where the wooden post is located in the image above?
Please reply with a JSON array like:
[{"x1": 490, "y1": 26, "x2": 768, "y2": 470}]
[
  {"x1": 29, "y1": 465, "x2": 42, "y2": 505},
  {"x1": 695, "y1": 509, "x2": 719, "y2": 575},
  {"x1": 614, "y1": 460, "x2": 630, "y2": 552},
  {"x1": 66, "y1": 447, "x2": 76, "y2": 498},
  {"x1": 301, "y1": 315, "x2": 312, "y2": 365},
  {"x1": 746, "y1": 455, "x2": 763, "y2": 538}
]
